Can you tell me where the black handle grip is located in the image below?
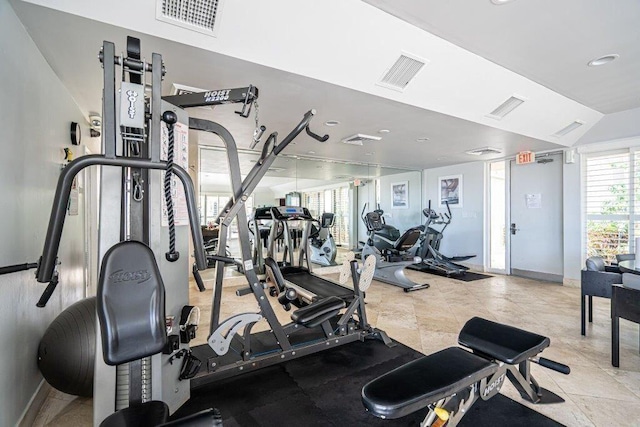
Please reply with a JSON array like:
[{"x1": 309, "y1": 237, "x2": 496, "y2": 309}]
[
  {"x1": 235, "y1": 287, "x2": 253, "y2": 297},
  {"x1": 537, "y1": 357, "x2": 570, "y2": 375},
  {"x1": 274, "y1": 110, "x2": 316, "y2": 155},
  {"x1": 36, "y1": 276, "x2": 59, "y2": 308},
  {"x1": 192, "y1": 264, "x2": 206, "y2": 292},
  {"x1": 0, "y1": 262, "x2": 38, "y2": 275},
  {"x1": 305, "y1": 125, "x2": 329, "y2": 142},
  {"x1": 260, "y1": 132, "x2": 278, "y2": 163},
  {"x1": 208, "y1": 254, "x2": 236, "y2": 265}
]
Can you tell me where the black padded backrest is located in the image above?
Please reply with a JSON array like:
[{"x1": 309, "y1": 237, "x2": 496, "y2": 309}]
[
  {"x1": 97, "y1": 241, "x2": 167, "y2": 365},
  {"x1": 585, "y1": 256, "x2": 605, "y2": 271},
  {"x1": 395, "y1": 227, "x2": 422, "y2": 250}
]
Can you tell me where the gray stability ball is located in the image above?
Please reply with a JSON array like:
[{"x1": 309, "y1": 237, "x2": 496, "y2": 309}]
[{"x1": 38, "y1": 296, "x2": 96, "y2": 397}]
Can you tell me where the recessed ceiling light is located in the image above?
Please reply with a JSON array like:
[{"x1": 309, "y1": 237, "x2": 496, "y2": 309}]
[
  {"x1": 324, "y1": 120, "x2": 340, "y2": 127},
  {"x1": 365, "y1": 152, "x2": 374, "y2": 156},
  {"x1": 588, "y1": 54, "x2": 619, "y2": 67},
  {"x1": 378, "y1": 129, "x2": 390, "y2": 134},
  {"x1": 416, "y1": 137, "x2": 430, "y2": 142},
  {"x1": 490, "y1": 0, "x2": 516, "y2": 4},
  {"x1": 437, "y1": 157, "x2": 447, "y2": 161},
  {"x1": 308, "y1": 151, "x2": 316, "y2": 154}
]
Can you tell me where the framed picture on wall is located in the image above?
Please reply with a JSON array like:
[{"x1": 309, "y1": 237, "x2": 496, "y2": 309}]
[
  {"x1": 439, "y1": 174, "x2": 462, "y2": 208},
  {"x1": 391, "y1": 181, "x2": 409, "y2": 209}
]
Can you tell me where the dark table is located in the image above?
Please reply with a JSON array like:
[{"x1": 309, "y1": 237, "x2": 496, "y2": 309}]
[{"x1": 618, "y1": 260, "x2": 640, "y2": 274}]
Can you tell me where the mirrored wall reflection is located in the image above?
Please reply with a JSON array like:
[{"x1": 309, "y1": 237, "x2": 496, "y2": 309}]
[{"x1": 197, "y1": 146, "x2": 422, "y2": 256}]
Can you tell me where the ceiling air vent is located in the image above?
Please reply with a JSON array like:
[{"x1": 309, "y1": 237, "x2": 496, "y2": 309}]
[
  {"x1": 552, "y1": 120, "x2": 585, "y2": 137},
  {"x1": 157, "y1": 0, "x2": 224, "y2": 35},
  {"x1": 486, "y1": 95, "x2": 526, "y2": 120},
  {"x1": 465, "y1": 147, "x2": 502, "y2": 156},
  {"x1": 377, "y1": 53, "x2": 428, "y2": 92},
  {"x1": 341, "y1": 134, "x2": 382, "y2": 146}
]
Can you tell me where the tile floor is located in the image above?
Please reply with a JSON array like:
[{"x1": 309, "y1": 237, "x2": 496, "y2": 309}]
[{"x1": 33, "y1": 264, "x2": 640, "y2": 426}]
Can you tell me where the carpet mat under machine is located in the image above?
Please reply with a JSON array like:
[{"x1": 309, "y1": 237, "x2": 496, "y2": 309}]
[{"x1": 174, "y1": 339, "x2": 564, "y2": 426}]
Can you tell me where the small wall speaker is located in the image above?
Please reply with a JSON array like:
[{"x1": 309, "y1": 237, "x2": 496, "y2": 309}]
[{"x1": 564, "y1": 149, "x2": 576, "y2": 164}]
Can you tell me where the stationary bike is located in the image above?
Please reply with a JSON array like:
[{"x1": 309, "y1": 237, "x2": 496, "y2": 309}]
[{"x1": 309, "y1": 212, "x2": 338, "y2": 266}]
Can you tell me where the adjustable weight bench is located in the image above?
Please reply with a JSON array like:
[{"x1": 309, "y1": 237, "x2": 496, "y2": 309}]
[{"x1": 362, "y1": 317, "x2": 570, "y2": 426}]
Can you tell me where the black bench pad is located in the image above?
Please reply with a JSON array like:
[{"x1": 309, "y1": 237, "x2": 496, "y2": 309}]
[
  {"x1": 291, "y1": 296, "x2": 345, "y2": 328},
  {"x1": 361, "y1": 347, "x2": 497, "y2": 419},
  {"x1": 458, "y1": 317, "x2": 550, "y2": 365}
]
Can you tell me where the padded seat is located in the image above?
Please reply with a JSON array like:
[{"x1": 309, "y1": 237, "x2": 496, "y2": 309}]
[
  {"x1": 291, "y1": 295, "x2": 345, "y2": 328},
  {"x1": 100, "y1": 400, "x2": 169, "y2": 427},
  {"x1": 362, "y1": 347, "x2": 497, "y2": 419},
  {"x1": 458, "y1": 317, "x2": 549, "y2": 364}
]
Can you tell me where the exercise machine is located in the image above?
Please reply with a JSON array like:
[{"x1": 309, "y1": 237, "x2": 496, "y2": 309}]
[
  {"x1": 181, "y1": 104, "x2": 391, "y2": 387},
  {"x1": 309, "y1": 212, "x2": 338, "y2": 266},
  {"x1": 408, "y1": 200, "x2": 475, "y2": 277},
  {"x1": 362, "y1": 317, "x2": 570, "y2": 426},
  {"x1": 361, "y1": 207, "x2": 430, "y2": 292},
  {"x1": 360, "y1": 204, "x2": 417, "y2": 254},
  {"x1": 34, "y1": 37, "x2": 210, "y2": 424}
]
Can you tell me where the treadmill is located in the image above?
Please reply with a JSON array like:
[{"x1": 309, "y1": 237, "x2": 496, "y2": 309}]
[{"x1": 266, "y1": 206, "x2": 354, "y2": 304}]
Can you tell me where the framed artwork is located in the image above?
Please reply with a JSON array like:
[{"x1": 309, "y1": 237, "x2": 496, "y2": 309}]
[
  {"x1": 391, "y1": 181, "x2": 409, "y2": 209},
  {"x1": 439, "y1": 174, "x2": 462, "y2": 208}
]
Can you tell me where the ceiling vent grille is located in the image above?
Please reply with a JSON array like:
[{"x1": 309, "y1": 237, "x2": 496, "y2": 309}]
[
  {"x1": 377, "y1": 53, "x2": 427, "y2": 92},
  {"x1": 552, "y1": 120, "x2": 585, "y2": 137},
  {"x1": 158, "y1": 0, "x2": 222, "y2": 35},
  {"x1": 341, "y1": 134, "x2": 382, "y2": 146},
  {"x1": 486, "y1": 95, "x2": 526, "y2": 120},
  {"x1": 465, "y1": 147, "x2": 502, "y2": 156}
]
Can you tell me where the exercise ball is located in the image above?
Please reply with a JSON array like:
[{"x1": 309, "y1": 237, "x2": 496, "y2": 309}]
[{"x1": 38, "y1": 296, "x2": 96, "y2": 397}]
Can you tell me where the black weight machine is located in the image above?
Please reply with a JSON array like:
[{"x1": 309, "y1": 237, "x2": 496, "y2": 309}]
[
  {"x1": 178, "y1": 104, "x2": 394, "y2": 387},
  {"x1": 32, "y1": 37, "x2": 217, "y2": 425},
  {"x1": 408, "y1": 200, "x2": 475, "y2": 277}
]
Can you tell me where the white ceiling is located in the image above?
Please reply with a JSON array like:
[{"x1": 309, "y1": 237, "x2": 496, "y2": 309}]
[
  {"x1": 364, "y1": 0, "x2": 640, "y2": 115},
  {"x1": 11, "y1": 0, "x2": 640, "y2": 175}
]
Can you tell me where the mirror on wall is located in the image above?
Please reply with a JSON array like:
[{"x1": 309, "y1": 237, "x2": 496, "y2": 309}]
[{"x1": 196, "y1": 145, "x2": 422, "y2": 255}]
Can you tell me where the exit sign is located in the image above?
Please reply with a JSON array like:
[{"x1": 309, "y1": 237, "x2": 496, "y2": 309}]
[{"x1": 516, "y1": 151, "x2": 535, "y2": 164}]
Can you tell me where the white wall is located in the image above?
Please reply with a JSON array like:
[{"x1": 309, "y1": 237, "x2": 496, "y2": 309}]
[
  {"x1": 379, "y1": 171, "x2": 423, "y2": 232},
  {"x1": 423, "y1": 162, "x2": 485, "y2": 268},
  {"x1": 0, "y1": 1, "x2": 91, "y2": 424}
]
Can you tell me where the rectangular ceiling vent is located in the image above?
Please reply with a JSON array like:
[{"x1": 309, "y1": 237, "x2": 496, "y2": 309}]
[
  {"x1": 486, "y1": 95, "x2": 526, "y2": 120},
  {"x1": 157, "y1": 0, "x2": 224, "y2": 36},
  {"x1": 377, "y1": 53, "x2": 428, "y2": 92},
  {"x1": 341, "y1": 134, "x2": 382, "y2": 146},
  {"x1": 552, "y1": 120, "x2": 585, "y2": 137},
  {"x1": 465, "y1": 146, "x2": 502, "y2": 156}
]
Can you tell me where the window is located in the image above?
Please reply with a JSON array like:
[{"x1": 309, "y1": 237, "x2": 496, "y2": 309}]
[
  {"x1": 584, "y1": 151, "x2": 636, "y2": 262},
  {"x1": 302, "y1": 186, "x2": 350, "y2": 247}
]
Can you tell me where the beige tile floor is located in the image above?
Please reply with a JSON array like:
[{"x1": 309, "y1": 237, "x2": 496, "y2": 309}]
[{"x1": 34, "y1": 264, "x2": 640, "y2": 426}]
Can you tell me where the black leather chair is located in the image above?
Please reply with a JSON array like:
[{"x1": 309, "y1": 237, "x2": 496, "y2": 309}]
[
  {"x1": 611, "y1": 283, "x2": 640, "y2": 367},
  {"x1": 581, "y1": 256, "x2": 622, "y2": 336}
]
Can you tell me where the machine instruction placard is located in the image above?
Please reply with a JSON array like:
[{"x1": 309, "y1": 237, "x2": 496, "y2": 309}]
[{"x1": 161, "y1": 121, "x2": 189, "y2": 226}]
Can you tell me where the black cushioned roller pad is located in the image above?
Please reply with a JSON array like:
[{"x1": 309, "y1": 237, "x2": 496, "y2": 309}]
[
  {"x1": 458, "y1": 317, "x2": 549, "y2": 365},
  {"x1": 290, "y1": 295, "x2": 345, "y2": 327},
  {"x1": 97, "y1": 241, "x2": 167, "y2": 365},
  {"x1": 362, "y1": 347, "x2": 497, "y2": 419}
]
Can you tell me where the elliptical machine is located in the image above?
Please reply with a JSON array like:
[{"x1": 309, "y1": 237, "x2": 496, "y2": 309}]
[
  {"x1": 309, "y1": 212, "x2": 338, "y2": 266},
  {"x1": 408, "y1": 200, "x2": 475, "y2": 276}
]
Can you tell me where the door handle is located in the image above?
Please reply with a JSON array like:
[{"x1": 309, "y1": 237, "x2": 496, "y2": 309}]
[{"x1": 510, "y1": 223, "x2": 520, "y2": 235}]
